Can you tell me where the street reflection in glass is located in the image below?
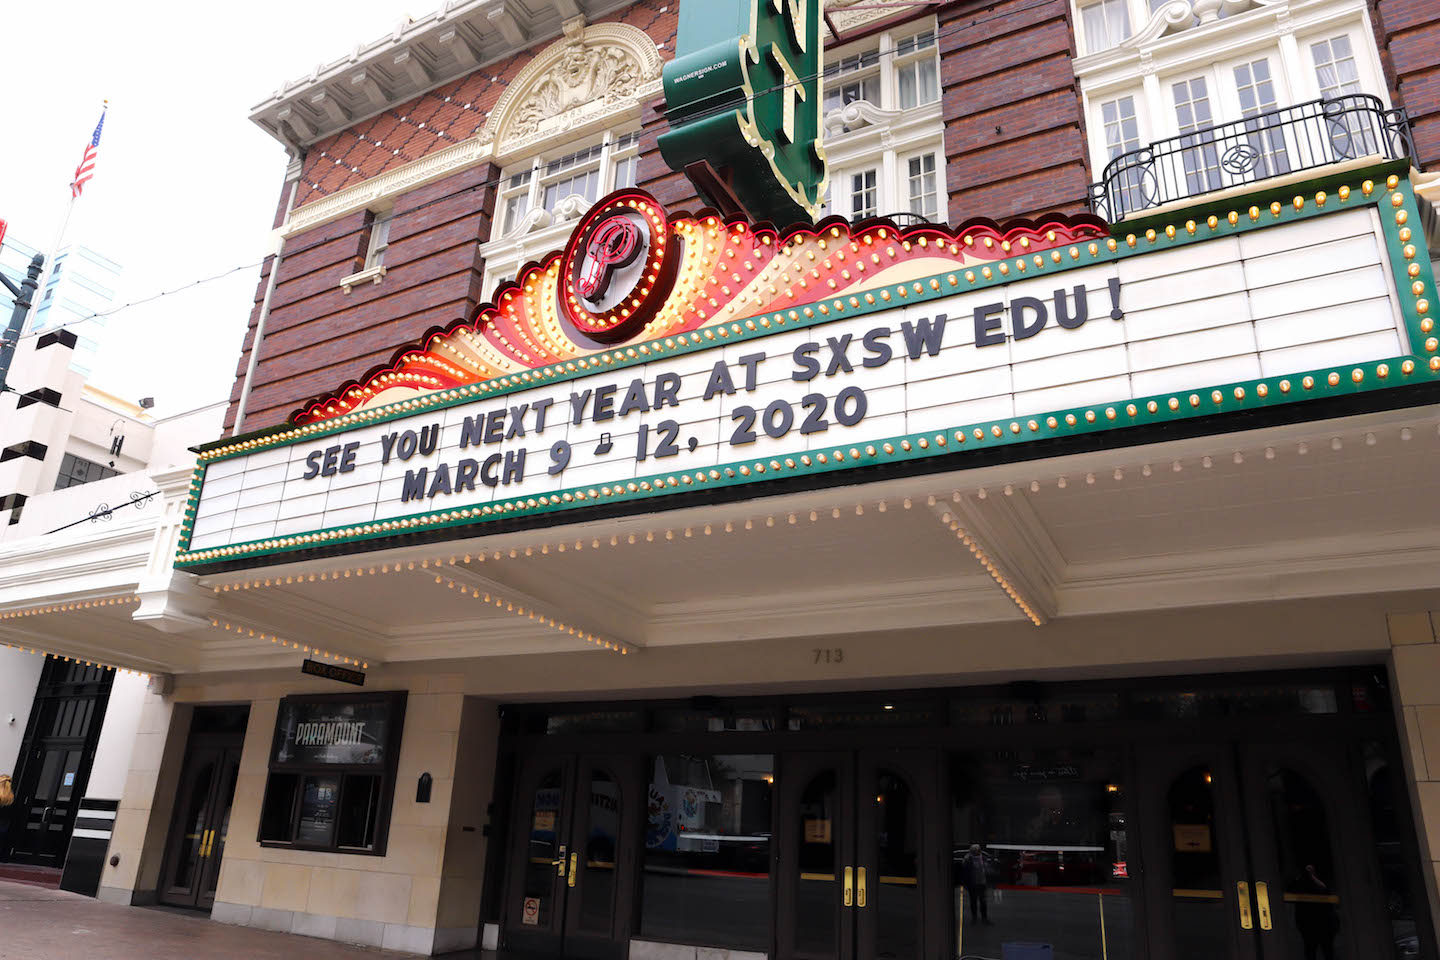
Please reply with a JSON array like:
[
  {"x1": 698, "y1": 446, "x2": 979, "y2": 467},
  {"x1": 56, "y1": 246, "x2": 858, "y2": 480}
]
[
  {"x1": 951, "y1": 748, "x2": 1132, "y2": 960},
  {"x1": 640, "y1": 754, "x2": 773, "y2": 952}
]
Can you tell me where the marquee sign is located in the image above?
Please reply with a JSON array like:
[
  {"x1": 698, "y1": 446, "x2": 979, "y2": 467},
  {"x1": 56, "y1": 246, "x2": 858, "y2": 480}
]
[
  {"x1": 658, "y1": 0, "x2": 826, "y2": 223},
  {"x1": 177, "y1": 167, "x2": 1439, "y2": 572}
]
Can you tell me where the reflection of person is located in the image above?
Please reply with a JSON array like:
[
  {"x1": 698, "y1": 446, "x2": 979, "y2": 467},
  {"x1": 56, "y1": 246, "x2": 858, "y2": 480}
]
[
  {"x1": 960, "y1": 843, "x2": 993, "y2": 924},
  {"x1": 0, "y1": 774, "x2": 13, "y2": 807},
  {"x1": 1291, "y1": 864, "x2": 1339, "y2": 960}
]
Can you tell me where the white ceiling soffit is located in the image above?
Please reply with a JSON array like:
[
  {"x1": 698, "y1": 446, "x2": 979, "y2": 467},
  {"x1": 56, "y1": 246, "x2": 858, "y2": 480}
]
[{"x1": 249, "y1": 0, "x2": 637, "y2": 152}]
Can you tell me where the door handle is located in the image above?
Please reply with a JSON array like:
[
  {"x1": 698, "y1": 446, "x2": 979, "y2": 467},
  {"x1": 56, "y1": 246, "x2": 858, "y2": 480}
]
[
  {"x1": 555, "y1": 845, "x2": 567, "y2": 877},
  {"x1": 843, "y1": 866, "x2": 853, "y2": 906},
  {"x1": 1237, "y1": 881, "x2": 1253, "y2": 930},
  {"x1": 204, "y1": 829, "x2": 214, "y2": 858},
  {"x1": 1255, "y1": 881, "x2": 1272, "y2": 930},
  {"x1": 568, "y1": 852, "x2": 578, "y2": 888},
  {"x1": 857, "y1": 867, "x2": 867, "y2": 908}
]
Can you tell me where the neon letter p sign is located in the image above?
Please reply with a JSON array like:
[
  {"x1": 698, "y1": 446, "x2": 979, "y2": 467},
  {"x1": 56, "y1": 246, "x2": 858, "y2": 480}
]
[{"x1": 578, "y1": 215, "x2": 641, "y2": 303}]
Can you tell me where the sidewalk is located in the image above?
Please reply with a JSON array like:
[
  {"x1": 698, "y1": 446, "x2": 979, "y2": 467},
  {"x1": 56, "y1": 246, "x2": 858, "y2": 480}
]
[{"x1": 0, "y1": 880, "x2": 486, "y2": 959}]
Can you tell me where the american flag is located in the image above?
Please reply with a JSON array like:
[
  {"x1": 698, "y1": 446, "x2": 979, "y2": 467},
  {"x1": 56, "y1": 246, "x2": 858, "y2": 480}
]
[{"x1": 70, "y1": 106, "x2": 106, "y2": 199}]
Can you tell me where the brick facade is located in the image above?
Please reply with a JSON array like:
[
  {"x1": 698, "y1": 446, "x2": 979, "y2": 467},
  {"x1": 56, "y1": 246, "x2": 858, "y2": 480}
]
[
  {"x1": 226, "y1": 0, "x2": 1093, "y2": 435},
  {"x1": 1370, "y1": 0, "x2": 1440, "y2": 169}
]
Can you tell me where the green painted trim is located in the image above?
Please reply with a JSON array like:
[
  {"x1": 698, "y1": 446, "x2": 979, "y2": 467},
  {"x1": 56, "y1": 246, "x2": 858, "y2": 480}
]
[{"x1": 177, "y1": 163, "x2": 1440, "y2": 567}]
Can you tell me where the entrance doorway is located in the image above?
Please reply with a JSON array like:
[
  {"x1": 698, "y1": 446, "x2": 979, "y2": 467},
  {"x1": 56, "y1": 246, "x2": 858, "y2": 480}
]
[
  {"x1": 777, "y1": 750, "x2": 942, "y2": 960},
  {"x1": 157, "y1": 706, "x2": 249, "y2": 910},
  {"x1": 2, "y1": 660, "x2": 112, "y2": 867},
  {"x1": 503, "y1": 753, "x2": 642, "y2": 958},
  {"x1": 1139, "y1": 740, "x2": 1390, "y2": 960}
]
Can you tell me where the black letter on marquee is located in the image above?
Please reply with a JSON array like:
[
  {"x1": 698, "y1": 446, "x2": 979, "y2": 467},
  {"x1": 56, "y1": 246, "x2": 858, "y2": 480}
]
[
  {"x1": 592, "y1": 383, "x2": 617, "y2": 421},
  {"x1": 455, "y1": 459, "x2": 480, "y2": 492},
  {"x1": 401, "y1": 467, "x2": 429, "y2": 502},
  {"x1": 321, "y1": 445, "x2": 340, "y2": 477},
  {"x1": 459, "y1": 415, "x2": 485, "y2": 449},
  {"x1": 703, "y1": 360, "x2": 737, "y2": 400},
  {"x1": 791, "y1": 342, "x2": 821, "y2": 382},
  {"x1": 570, "y1": 390, "x2": 593, "y2": 425},
  {"x1": 861, "y1": 327, "x2": 892, "y2": 368},
  {"x1": 506, "y1": 404, "x2": 529, "y2": 439},
  {"x1": 824, "y1": 335, "x2": 854, "y2": 376},
  {"x1": 339, "y1": 441, "x2": 360, "y2": 473},
  {"x1": 900, "y1": 315, "x2": 947, "y2": 358},
  {"x1": 974, "y1": 303, "x2": 1006, "y2": 347},
  {"x1": 428, "y1": 462, "x2": 453, "y2": 498},
  {"x1": 481, "y1": 454, "x2": 501, "y2": 488},
  {"x1": 379, "y1": 432, "x2": 398, "y2": 464},
  {"x1": 737, "y1": 352, "x2": 765, "y2": 391},
  {"x1": 1011, "y1": 296, "x2": 1048, "y2": 341},
  {"x1": 303, "y1": 451, "x2": 323, "y2": 479},
  {"x1": 532, "y1": 397, "x2": 554, "y2": 432},
  {"x1": 418, "y1": 423, "x2": 440, "y2": 456},
  {"x1": 1054, "y1": 285, "x2": 1088, "y2": 329},
  {"x1": 653, "y1": 372, "x2": 681, "y2": 409},
  {"x1": 502, "y1": 450, "x2": 526, "y2": 484},
  {"x1": 1108, "y1": 276, "x2": 1124, "y2": 320},
  {"x1": 618, "y1": 379, "x2": 651, "y2": 417},
  {"x1": 484, "y1": 409, "x2": 505, "y2": 444}
]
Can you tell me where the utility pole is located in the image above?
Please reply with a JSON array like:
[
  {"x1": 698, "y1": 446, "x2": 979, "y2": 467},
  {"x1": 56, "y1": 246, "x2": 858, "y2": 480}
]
[{"x1": 0, "y1": 252, "x2": 44, "y2": 397}]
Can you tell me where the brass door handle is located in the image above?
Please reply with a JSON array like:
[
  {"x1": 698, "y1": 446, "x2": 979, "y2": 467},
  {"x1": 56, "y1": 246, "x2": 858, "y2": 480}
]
[
  {"x1": 556, "y1": 845, "x2": 567, "y2": 877},
  {"x1": 1237, "y1": 881, "x2": 1253, "y2": 930},
  {"x1": 843, "y1": 866, "x2": 853, "y2": 907},
  {"x1": 857, "y1": 867, "x2": 867, "y2": 908},
  {"x1": 1256, "y1": 881, "x2": 1272, "y2": 930},
  {"x1": 200, "y1": 829, "x2": 211, "y2": 859},
  {"x1": 568, "y1": 852, "x2": 578, "y2": 888}
]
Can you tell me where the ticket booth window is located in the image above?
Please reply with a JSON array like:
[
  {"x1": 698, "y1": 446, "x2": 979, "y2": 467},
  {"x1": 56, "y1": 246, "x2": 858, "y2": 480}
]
[{"x1": 257, "y1": 692, "x2": 406, "y2": 855}]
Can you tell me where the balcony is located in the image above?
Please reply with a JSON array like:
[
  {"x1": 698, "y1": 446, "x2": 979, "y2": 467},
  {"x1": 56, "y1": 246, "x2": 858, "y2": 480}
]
[{"x1": 1089, "y1": 95, "x2": 1417, "y2": 223}]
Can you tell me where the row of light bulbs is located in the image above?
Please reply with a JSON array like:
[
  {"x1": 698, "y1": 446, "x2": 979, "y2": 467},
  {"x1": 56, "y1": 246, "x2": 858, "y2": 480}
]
[
  {"x1": 429, "y1": 574, "x2": 631, "y2": 654},
  {"x1": 207, "y1": 618, "x2": 369, "y2": 669},
  {"x1": 934, "y1": 509, "x2": 1045, "y2": 626},
  {"x1": 0, "y1": 642, "x2": 150, "y2": 678}
]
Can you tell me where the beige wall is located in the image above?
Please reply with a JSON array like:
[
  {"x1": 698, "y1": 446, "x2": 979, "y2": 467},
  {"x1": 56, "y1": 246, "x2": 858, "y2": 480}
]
[
  {"x1": 98, "y1": 693, "x2": 188, "y2": 905},
  {"x1": 1387, "y1": 610, "x2": 1440, "y2": 948},
  {"x1": 102, "y1": 588, "x2": 1440, "y2": 953}
]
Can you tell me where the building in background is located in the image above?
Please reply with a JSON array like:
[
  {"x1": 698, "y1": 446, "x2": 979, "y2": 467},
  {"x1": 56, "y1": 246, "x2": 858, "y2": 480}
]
[
  {"x1": 1, "y1": 0, "x2": 1440, "y2": 958},
  {"x1": 0, "y1": 236, "x2": 121, "y2": 378},
  {"x1": 0, "y1": 326, "x2": 224, "y2": 895}
]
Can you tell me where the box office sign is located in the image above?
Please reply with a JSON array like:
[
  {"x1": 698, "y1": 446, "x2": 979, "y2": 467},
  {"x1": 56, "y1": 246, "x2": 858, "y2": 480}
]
[
  {"x1": 273, "y1": 696, "x2": 397, "y2": 766},
  {"x1": 179, "y1": 170, "x2": 1438, "y2": 571}
]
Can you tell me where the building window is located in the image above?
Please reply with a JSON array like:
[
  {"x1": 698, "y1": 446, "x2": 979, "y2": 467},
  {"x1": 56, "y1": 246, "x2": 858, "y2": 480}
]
[
  {"x1": 363, "y1": 212, "x2": 392, "y2": 271},
  {"x1": 1100, "y1": 95, "x2": 1144, "y2": 211},
  {"x1": 640, "y1": 754, "x2": 774, "y2": 952},
  {"x1": 851, "y1": 169, "x2": 879, "y2": 219},
  {"x1": 1081, "y1": 0, "x2": 1131, "y2": 54},
  {"x1": 53, "y1": 453, "x2": 118, "y2": 490},
  {"x1": 1311, "y1": 34, "x2": 1375, "y2": 157},
  {"x1": 1233, "y1": 58, "x2": 1289, "y2": 179},
  {"x1": 907, "y1": 153, "x2": 939, "y2": 221},
  {"x1": 494, "y1": 131, "x2": 643, "y2": 241},
  {"x1": 541, "y1": 144, "x2": 604, "y2": 211},
  {"x1": 258, "y1": 693, "x2": 406, "y2": 855},
  {"x1": 823, "y1": 48, "x2": 882, "y2": 113},
  {"x1": 500, "y1": 171, "x2": 532, "y2": 235},
  {"x1": 1172, "y1": 76, "x2": 1221, "y2": 194},
  {"x1": 894, "y1": 31, "x2": 939, "y2": 109}
]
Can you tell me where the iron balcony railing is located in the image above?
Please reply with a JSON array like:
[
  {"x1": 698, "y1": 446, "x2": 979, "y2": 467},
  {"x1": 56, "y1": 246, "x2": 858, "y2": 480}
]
[{"x1": 1088, "y1": 94, "x2": 1416, "y2": 223}]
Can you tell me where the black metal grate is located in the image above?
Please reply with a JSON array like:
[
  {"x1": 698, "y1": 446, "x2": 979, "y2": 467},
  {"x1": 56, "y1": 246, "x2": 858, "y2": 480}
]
[{"x1": 1088, "y1": 95, "x2": 1417, "y2": 223}]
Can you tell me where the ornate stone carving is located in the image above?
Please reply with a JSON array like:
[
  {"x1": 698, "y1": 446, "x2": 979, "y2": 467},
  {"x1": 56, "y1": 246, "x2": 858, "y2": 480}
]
[{"x1": 481, "y1": 18, "x2": 663, "y2": 158}]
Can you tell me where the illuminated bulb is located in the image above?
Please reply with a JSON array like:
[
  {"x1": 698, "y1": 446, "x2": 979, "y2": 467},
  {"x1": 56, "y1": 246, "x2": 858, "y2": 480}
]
[
  {"x1": 903, "y1": 498, "x2": 912, "y2": 509},
  {"x1": 1298, "y1": 442, "x2": 1309, "y2": 455},
  {"x1": 1057, "y1": 476, "x2": 1067, "y2": 489},
  {"x1": 1113, "y1": 468, "x2": 1123, "y2": 481},
  {"x1": 977, "y1": 488, "x2": 987, "y2": 500},
  {"x1": 1202, "y1": 456, "x2": 1213, "y2": 469},
  {"x1": 1401, "y1": 427, "x2": 1412, "y2": 441},
  {"x1": 1331, "y1": 437, "x2": 1342, "y2": 451},
  {"x1": 1141, "y1": 464, "x2": 1152, "y2": 477},
  {"x1": 1085, "y1": 473, "x2": 1095, "y2": 485},
  {"x1": 1233, "y1": 452, "x2": 1243, "y2": 464},
  {"x1": 1265, "y1": 446, "x2": 1275, "y2": 460},
  {"x1": 1030, "y1": 480, "x2": 1040, "y2": 493},
  {"x1": 1003, "y1": 484, "x2": 1014, "y2": 496},
  {"x1": 1364, "y1": 432, "x2": 1376, "y2": 446}
]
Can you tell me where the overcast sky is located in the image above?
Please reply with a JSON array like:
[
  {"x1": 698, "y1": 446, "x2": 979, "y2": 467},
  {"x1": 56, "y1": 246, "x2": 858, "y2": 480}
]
[{"x1": 1, "y1": 0, "x2": 420, "y2": 418}]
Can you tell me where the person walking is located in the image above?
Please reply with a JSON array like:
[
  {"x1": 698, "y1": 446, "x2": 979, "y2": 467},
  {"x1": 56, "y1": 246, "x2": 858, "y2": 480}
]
[
  {"x1": 960, "y1": 843, "x2": 993, "y2": 924},
  {"x1": 0, "y1": 774, "x2": 12, "y2": 807}
]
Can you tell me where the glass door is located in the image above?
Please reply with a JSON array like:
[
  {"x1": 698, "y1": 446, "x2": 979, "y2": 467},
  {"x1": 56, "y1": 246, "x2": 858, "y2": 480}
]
[
  {"x1": 503, "y1": 754, "x2": 638, "y2": 959},
  {"x1": 195, "y1": 746, "x2": 242, "y2": 910},
  {"x1": 778, "y1": 751, "x2": 938, "y2": 960},
  {"x1": 1139, "y1": 741, "x2": 1394, "y2": 959},
  {"x1": 159, "y1": 745, "x2": 223, "y2": 906}
]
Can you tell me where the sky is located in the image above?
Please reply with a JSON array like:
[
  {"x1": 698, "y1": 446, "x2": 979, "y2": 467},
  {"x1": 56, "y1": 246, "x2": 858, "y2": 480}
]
[{"x1": 0, "y1": 0, "x2": 422, "y2": 418}]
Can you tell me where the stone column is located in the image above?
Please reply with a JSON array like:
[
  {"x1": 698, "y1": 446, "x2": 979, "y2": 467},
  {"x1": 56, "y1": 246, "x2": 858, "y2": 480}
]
[{"x1": 1387, "y1": 610, "x2": 1440, "y2": 945}]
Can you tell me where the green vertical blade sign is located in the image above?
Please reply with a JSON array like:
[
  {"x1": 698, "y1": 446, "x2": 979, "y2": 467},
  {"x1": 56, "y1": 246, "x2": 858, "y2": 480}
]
[{"x1": 658, "y1": 0, "x2": 827, "y2": 224}]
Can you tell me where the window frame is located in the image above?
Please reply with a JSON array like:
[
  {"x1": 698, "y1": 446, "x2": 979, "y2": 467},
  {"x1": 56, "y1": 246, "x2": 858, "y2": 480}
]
[
  {"x1": 1080, "y1": 0, "x2": 1133, "y2": 55},
  {"x1": 903, "y1": 148, "x2": 942, "y2": 221},
  {"x1": 53, "y1": 452, "x2": 119, "y2": 490},
  {"x1": 363, "y1": 211, "x2": 393, "y2": 271},
  {"x1": 258, "y1": 691, "x2": 408, "y2": 857},
  {"x1": 891, "y1": 29, "x2": 939, "y2": 110}
]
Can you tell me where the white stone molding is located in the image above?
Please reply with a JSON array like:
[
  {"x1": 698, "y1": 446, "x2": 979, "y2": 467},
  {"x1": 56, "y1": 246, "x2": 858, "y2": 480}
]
[
  {"x1": 479, "y1": 17, "x2": 663, "y2": 160},
  {"x1": 823, "y1": 100, "x2": 908, "y2": 138},
  {"x1": 285, "y1": 135, "x2": 493, "y2": 238},
  {"x1": 340, "y1": 264, "x2": 388, "y2": 293}
]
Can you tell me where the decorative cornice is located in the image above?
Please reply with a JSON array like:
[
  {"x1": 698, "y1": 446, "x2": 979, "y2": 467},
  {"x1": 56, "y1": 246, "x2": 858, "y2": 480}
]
[{"x1": 285, "y1": 135, "x2": 493, "y2": 238}]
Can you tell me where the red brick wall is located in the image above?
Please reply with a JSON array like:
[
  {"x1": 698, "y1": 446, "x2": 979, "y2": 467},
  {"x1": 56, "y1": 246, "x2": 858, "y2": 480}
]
[
  {"x1": 940, "y1": 0, "x2": 1091, "y2": 222},
  {"x1": 1370, "y1": 0, "x2": 1440, "y2": 169},
  {"x1": 225, "y1": 0, "x2": 1093, "y2": 435}
]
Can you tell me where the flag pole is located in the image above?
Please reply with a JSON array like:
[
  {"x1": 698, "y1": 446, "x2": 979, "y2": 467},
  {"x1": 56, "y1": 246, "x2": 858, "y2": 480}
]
[{"x1": 24, "y1": 99, "x2": 106, "y2": 336}]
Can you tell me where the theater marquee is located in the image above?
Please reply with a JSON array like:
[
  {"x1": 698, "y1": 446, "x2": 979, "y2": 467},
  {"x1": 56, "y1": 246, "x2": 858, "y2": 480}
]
[{"x1": 178, "y1": 167, "x2": 1438, "y2": 571}]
